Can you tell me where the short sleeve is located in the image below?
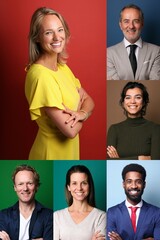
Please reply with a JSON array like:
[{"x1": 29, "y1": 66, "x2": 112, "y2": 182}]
[{"x1": 25, "y1": 68, "x2": 65, "y2": 120}]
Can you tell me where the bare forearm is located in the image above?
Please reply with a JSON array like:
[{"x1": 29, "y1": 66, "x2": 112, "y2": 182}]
[
  {"x1": 45, "y1": 107, "x2": 83, "y2": 138},
  {"x1": 77, "y1": 87, "x2": 95, "y2": 118},
  {"x1": 64, "y1": 120, "x2": 83, "y2": 138},
  {"x1": 79, "y1": 95, "x2": 95, "y2": 119}
]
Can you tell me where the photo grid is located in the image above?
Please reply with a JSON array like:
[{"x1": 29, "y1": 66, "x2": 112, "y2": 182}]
[{"x1": 1, "y1": 0, "x2": 160, "y2": 239}]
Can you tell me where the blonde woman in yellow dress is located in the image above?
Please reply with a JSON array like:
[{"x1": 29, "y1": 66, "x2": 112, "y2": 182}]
[{"x1": 25, "y1": 7, "x2": 94, "y2": 160}]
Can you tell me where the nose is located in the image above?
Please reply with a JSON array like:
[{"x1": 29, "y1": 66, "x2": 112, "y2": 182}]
[
  {"x1": 131, "y1": 181, "x2": 137, "y2": 188},
  {"x1": 129, "y1": 21, "x2": 134, "y2": 29},
  {"x1": 53, "y1": 32, "x2": 59, "y2": 41},
  {"x1": 23, "y1": 183, "x2": 28, "y2": 191},
  {"x1": 130, "y1": 97, "x2": 136, "y2": 103},
  {"x1": 77, "y1": 183, "x2": 82, "y2": 190}
]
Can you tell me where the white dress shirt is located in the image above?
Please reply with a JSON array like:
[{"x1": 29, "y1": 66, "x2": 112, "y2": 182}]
[
  {"x1": 125, "y1": 199, "x2": 143, "y2": 226},
  {"x1": 124, "y1": 37, "x2": 142, "y2": 61}
]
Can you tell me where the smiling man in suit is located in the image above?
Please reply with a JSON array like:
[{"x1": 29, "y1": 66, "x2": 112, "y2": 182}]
[
  {"x1": 107, "y1": 4, "x2": 160, "y2": 80},
  {"x1": 107, "y1": 163, "x2": 160, "y2": 240}
]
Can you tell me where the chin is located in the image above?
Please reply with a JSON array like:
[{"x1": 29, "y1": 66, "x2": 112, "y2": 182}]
[
  {"x1": 128, "y1": 194, "x2": 142, "y2": 203},
  {"x1": 127, "y1": 112, "x2": 141, "y2": 118}
]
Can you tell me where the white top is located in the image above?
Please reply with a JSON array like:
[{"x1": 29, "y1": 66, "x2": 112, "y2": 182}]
[
  {"x1": 124, "y1": 37, "x2": 142, "y2": 60},
  {"x1": 54, "y1": 207, "x2": 106, "y2": 240},
  {"x1": 125, "y1": 200, "x2": 143, "y2": 226},
  {"x1": 19, "y1": 213, "x2": 31, "y2": 240}
]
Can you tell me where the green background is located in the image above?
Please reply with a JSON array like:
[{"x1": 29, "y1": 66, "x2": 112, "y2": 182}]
[
  {"x1": 53, "y1": 160, "x2": 106, "y2": 211},
  {"x1": 0, "y1": 160, "x2": 53, "y2": 209}
]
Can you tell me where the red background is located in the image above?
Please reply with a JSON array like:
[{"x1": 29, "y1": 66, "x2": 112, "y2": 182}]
[{"x1": 0, "y1": 0, "x2": 106, "y2": 160}]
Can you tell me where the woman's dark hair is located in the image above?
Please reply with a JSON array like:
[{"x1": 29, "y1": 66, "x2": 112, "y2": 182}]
[
  {"x1": 122, "y1": 163, "x2": 146, "y2": 182},
  {"x1": 65, "y1": 165, "x2": 96, "y2": 207},
  {"x1": 119, "y1": 81, "x2": 149, "y2": 116}
]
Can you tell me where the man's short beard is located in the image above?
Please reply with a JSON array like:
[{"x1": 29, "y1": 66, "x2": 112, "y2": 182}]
[{"x1": 125, "y1": 189, "x2": 144, "y2": 204}]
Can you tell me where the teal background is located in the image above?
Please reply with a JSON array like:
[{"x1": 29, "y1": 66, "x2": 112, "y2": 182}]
[
  {"x1": 53, "y1": 160, "x2": 106, "y2": 211},
  {"x1": 0, "y1": 160, "x2": 53, "y2": 210}
]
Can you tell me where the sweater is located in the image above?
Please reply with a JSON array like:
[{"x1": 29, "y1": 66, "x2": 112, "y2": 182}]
[
  {"x1": 107, "y1": 117, "x2": 160, "y2": 160},
  {"x1": 54, "y1": 207, "x2": 106, "y2": 240}
]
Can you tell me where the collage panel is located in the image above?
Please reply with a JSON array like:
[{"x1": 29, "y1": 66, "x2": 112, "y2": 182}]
[
  {"x1": 1, "y1": 0, "x2": 107, "y2": 238},
  {"x1": 107, "y1": 0, "x2": 160, "y2": 80},
  {"x1": 53, "y1": 160, "x2": 106, "y2": 239},
  {"x1": 2, "y1": 1, "x2": 160, "y2": 239},
  {"x1": 107, "y1": 160, "x2": 160, "y2": 239},
  {"x1": 0, "y1": 160, "x2": 53, "y2": 239},
  {"x1": 107, "y1": 80, "x2": 160, "y2": 160},
  {"x1": 1, "y1": 0, "x2": 106, "y2": 161}
]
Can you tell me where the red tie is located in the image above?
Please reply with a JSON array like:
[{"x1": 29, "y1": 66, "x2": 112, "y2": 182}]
[{"x1": 129, "y1": 207, "x2": 139, "y2": 232}]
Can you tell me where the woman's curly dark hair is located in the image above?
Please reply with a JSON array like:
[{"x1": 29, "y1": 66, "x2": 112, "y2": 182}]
[{"x1": 119, "y1": 81, "x2": 149, "y2": 116}]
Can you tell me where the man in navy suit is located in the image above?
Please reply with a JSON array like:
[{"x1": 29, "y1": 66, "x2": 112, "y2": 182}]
[
  {"x1": 107, "y1": 4, "x2": 160, "y2": 80},
  {"x1": 107, "y1": 163, "x2": 160, "y2": 240},
  {"x1": 0, "y1": 165, "x2": 53, "y2": 240}
]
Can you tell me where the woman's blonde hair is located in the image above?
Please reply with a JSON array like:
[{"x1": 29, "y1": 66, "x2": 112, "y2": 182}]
[{"x1": 28, "y1": 7, "x2": 70, "y2": 65}]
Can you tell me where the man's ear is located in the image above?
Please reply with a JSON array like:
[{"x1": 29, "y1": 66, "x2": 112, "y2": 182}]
[{"x1": 122, "y1": 181, "x2": 125, "y2": 189}]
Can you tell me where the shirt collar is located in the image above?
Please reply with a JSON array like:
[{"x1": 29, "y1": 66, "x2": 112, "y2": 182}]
[
  {"x1": 123, "y1": 37, "x2": 142, "y2": 49},
  {"x1": 125, "y1": 199, "x2": 143, "y2": 208}
]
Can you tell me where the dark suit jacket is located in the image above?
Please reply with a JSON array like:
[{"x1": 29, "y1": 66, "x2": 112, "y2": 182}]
[
  {"x1": 0, "y1": 200, "x2": 53, "y2": 240},
  {"x1": 107, "y1": 200, "x2": 160, "y2": 240},
  {"x1": 107, "y1": 41, "x2": 160, "y2": 80}
]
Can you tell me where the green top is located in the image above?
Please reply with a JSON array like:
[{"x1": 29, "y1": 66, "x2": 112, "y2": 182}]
[{"x1": 107, "y1": 117, "x2": 160, "y2": 160}]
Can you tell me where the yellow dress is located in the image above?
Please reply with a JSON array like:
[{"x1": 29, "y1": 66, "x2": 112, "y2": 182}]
[{"x1": 25, "y1": 64, "x2": 81, "y2": 160}]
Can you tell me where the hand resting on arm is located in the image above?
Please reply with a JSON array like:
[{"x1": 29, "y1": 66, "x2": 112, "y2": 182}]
[{"x1": 45, "y1": 87, "x2": 94, "y2": 138}]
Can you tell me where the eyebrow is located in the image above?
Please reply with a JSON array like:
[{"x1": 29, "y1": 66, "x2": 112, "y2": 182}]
[
  {"x1": 122, "y1": 18, "x2": 141, "y2": 21},
  {"x1": 125, "y1": 94, "x2": 142, "y2": 97},
  {"x1": 125, "y1": 178, "x2": 143, "y2": 181},
  {"x1": 71, "y1": 179, "x2": 88, "y2": 182},
  {"x1": 42, "y1": 25, "x2": 64, "y2": 32}
]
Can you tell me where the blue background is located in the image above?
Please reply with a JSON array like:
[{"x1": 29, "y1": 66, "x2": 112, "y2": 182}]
[
  {"x1": 107, "y1": 0, "x2": 160, "y2": 47},
  {"x1": 107, "y1": 160, "x2": 160, "y2": 209}
]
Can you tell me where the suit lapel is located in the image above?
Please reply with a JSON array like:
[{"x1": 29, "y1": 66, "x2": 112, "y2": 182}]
[
  {"x1": 120, "y1": 42, "x2": 135, "y2": 79},
  {"x1": 135, "y1": 201, "x2": 148, "y2": 236},
  {"x1": 120, "y1": 202, "x2": 135, "y2": 239},
  {"x1": 135, "y1": 42, "x2": 148, "y2": 79}
]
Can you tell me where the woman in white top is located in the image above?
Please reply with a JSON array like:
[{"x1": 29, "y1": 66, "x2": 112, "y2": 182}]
[{"x1": 54, "y1": 165, "x2": 106, "y2": 240}]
